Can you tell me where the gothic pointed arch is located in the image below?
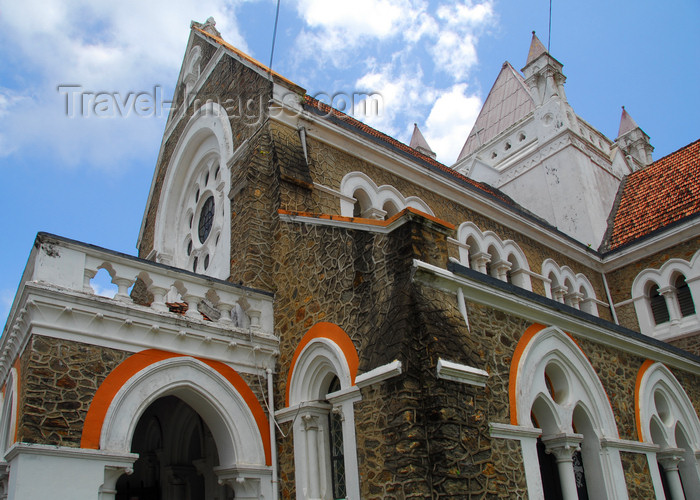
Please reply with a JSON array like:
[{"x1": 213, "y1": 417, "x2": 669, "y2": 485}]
[
  {"x1": 631, "y1": 250, "x2": 700, "y2": 339},
  {"x1": 456, "y1": 222, "x2": 532, "y2": 290},
  {"x1": 510, "y1": 324, "x2": 626, "y2": 499},
  {"x1": 339, "y1": 171, "x2": 433, "y2": 219},
  {"x1": 635, "y1": 360, "x2": 700, "y2": 497}
]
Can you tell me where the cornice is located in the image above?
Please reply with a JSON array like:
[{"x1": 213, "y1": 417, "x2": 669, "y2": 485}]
[{"x1": 412, "y1": 259, "x2": 700, "y2": 375}]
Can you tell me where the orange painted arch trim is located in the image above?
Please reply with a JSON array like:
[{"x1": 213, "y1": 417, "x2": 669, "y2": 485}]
[
  {"x1": 285, "y1": 322, "x2": 359, "y2": 407},
  {"x1": 81, "y1": 349, "x2": 271, "y2": 466},
  {"x1": 509, "y1": 323, "x2": 546, "y2": 425},
  {"x1": 278, "y1": 207, "x2": 456, "y2": 230},
  {"x1": 635, "y1": 359, "x2": 656, "y2": 443}
]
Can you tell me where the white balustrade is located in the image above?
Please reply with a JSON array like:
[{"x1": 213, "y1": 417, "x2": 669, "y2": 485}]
[{"x1": 29, "y1": 235, "x2": 274, "y2": 335}]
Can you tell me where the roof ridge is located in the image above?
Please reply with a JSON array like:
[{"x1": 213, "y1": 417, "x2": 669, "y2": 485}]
[
  {"x1": 303, "y1": 96, "x2": 514, "y2": 204},
  {"x1": 192, "y1": 26, "x2": 304, "y2": 93},
  {"x1": 645, "y1": 137, "x2": 700, "y2": 167}
]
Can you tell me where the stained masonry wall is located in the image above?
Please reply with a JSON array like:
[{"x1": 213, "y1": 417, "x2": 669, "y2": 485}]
[
  {"x1": 139, "y1": 35, "x2": 277, "y2": 263},
  {"x1": 130, "y1": 36, "x2": 700, "y2": 499},
  {"x1": 268, "y1": 204, "x2": 700, "y2": 498},
  {"x1": 290, "y1": 127, "x2": 613, "y2": 321},
  {"x1": 18, "y1": 336, "x2": 129, "y2": 447},
  {"x1": 15, "y1": 335, "x2": 269, "y2": 450}
]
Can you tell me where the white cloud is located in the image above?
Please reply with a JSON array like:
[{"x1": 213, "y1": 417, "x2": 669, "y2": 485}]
[
  {"x1": 355, "y1": 64, "x2": 436, "y2": 137},
  {"x1": 296, "y1": 0, "x2": 423, "y2": 38},
  {"x1": 429, "y1": 1, "x2": 494, "y2": 80},
  {"x1": 0, "y1": 0, "x2": 249, "y2": 170},
  {"x1": 293, "y1": 0, "x2": 430, "y2": 60},
  {"x1": 423, "y1": 83, "x2": 482, "y2": 164}
]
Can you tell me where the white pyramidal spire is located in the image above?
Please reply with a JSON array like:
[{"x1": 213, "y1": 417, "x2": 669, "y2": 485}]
[
  {"x1": 616, "y1": 106, "x2": 653, "y2": 170},
  {"x1": 409, "y1": 123, "x2": 436, "y2": 160}
]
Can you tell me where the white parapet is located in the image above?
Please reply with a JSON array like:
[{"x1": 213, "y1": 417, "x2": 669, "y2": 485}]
[{"x1": 0, "y1": 233, "x2": 277, "y2": 383}]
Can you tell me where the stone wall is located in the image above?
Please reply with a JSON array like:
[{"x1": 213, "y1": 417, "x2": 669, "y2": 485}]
[
  {"x1": 18, "y1": 336, "x2": 129, "y2": 447},
  {"x1": 296, "y1": 130, "x2": 614, "y2": 322},
  {"x1": 620, "y1": 452, "x2": 655, "y2": 499}
]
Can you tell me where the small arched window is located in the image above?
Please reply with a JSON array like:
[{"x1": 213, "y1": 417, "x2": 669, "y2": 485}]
[
  {"x1": 675, "y1": 275, "x2": 695, "y2": 317},
  {"x1": 352, "y1": 189, "x2": 371, "y2": 218},
  {"x1": 326, "y1": 376, "x2": 346, "y2": 499},
  {"x1": 649, "y1": 284, "x2": 670, "y2": 325}
]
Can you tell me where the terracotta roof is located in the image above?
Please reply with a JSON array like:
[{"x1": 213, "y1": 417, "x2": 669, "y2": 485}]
[
  {"x1": 605, "y1": 139, "x2": 700, "y2": 250},
  {"x1": 303, "y1": 96, "x2": 513, "y2": 205},
  {"x1": 192, "y1": 26, "x2": 305, "y2": 94}
]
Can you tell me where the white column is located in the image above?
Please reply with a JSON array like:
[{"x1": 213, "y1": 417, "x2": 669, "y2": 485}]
[
  {"x1": 659, "y1": 286, "x2": 682, "y2": 324},
  {"x1": 657, "y1": 449, "x2": 686, "y2": 500},
  {"x1": 543, "y1": 433, "x2": 584, "y2": 500},
  {"x1": 493, "y1": 261, "x2": 512, "y2": 282},
  {"x1": 303, "y1": 414, "x2": 321, "y2": 499},
  {"x1": 552, "y1": 285, "x2": 568, "y2": 304},
  {"x1": 470, "y1": 251, "x2": 491, "y2": 274}
]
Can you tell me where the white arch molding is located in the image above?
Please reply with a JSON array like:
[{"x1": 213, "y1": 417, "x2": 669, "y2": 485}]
[
  {"x1": 514, "y1": 326, "x2": 627, "y2": 499},
  {"x1": 637, "y1": 362, "x2": 700, "y2": 498},
  {"x1": 0, "y1": 368, "x2": 18, "y2": 457},
  {"x1": 154, "y1": 101, "x2": 234, "y2": 280},
  {"x1": 100, "y1": 357, "x2": 272, "y2": 498},
  {"x1": 631, "y1": 250, "x2": 700, "y2": 340},
  {"x1": 541, "y1": 258, "x2": 599, "y2": 316},
  {"x1": 287, "y1": 336, "x2": 362, "y2": 500},
  {"x1": 339, "y1": 171, "x2": 433, "y2": 219},
  {"x1": 456, "y1": 222, "x2": 533, "y2": 291}
]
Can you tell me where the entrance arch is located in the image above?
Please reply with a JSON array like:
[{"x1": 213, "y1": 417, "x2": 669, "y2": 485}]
[
  {"x1": 116, "y1": 395, "x2": 231, "y2": 500},
  {"x1": 83, "y1": 351, "x2": 272, "y2": 499}
]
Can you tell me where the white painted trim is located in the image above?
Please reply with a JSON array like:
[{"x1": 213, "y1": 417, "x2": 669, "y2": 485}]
[
  {"x1": 489, "y1": 422, "x2": 542, "y2": 440},
  {"x1": 411, "y1": 259, "x2": 700, "y2": 375},
  {"x1": 101, "y1": 356, "x2": 268, "y2": 468},
  {"x1": 313, "y1": 182, "x2": 357, "y2": 204},
  {"x1": 271, "y1": 99, "x2": 607, "y2": 270},
  {"x1": 436, "y1": 358, "x2": 489, "y2": 387},
  {"x1": 355, "y1": 360, "x2": 402, "y2": 388},
  {"x1": 5, "y1": 443, "x2": 137, "y2": 463},
  {"x1": 279, "y1": 211, "x2": 412, "y2": 234},
  {"x1": 599, "y1": 437, "x2": 660, "y2": 453},
  {"x1": 326, "y1": 385, "x2": 362, "y2": 405},
  {"x1": 5, "y1": 284, "x2": 277, "y2": 378}
]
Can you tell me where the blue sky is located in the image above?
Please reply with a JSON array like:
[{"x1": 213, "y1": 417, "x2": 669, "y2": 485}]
[{"x1": 1, "y1": 0, "x2": 699, "y2": 322}]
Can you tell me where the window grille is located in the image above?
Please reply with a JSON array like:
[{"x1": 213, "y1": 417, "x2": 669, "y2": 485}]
[
  {"x1": 649, "y1": 284, "x2": 670, "y2": 324},
  {"x1": 675, "y1": 275, "x2": 696, "y2": 317}
]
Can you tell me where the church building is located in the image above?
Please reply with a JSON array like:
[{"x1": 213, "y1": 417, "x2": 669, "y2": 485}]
[{"x1": 1, "y1": 18, "x2": 699, "y2": 499}]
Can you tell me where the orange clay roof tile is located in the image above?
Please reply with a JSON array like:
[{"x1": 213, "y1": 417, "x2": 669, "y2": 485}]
[{"x1": 607, "y1": 139, "x2": 700, "y2": 250}]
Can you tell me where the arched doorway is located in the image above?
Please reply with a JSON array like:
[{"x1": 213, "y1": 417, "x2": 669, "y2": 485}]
[
  {"x1": 116, "y1": 396, "x2": 232, "y2": 500},
  {"x1": 82, "y1": 352, "x2": 274, "y2": 499}
]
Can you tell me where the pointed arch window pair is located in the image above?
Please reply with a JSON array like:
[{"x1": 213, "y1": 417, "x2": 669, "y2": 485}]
[
  {"x1": 648, "y1": 275, "x2": 695, "y2": 326},
  {"x1": 631, "y1": 250, "x2": 700, "y2": 340}
]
